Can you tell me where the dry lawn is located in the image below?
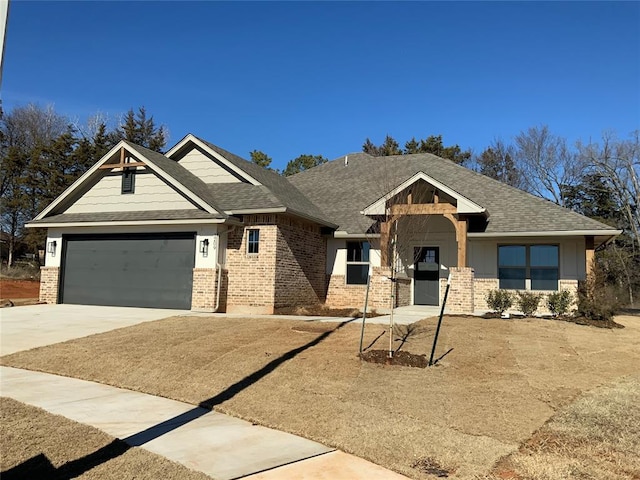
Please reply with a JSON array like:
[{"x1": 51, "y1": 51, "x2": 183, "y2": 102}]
[
  {"x1": 487, "y1": 374, "x2": 640, "y2": 480},
  {"x1": 2, "y1": 314, "x2": 640, "y2": 479},
  {"x1": 0, "y1": 397, "x2": 212, "y2": 480}
]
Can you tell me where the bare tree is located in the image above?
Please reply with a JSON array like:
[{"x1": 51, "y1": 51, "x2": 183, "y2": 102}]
[
  {"x1": 578, "y1": 131, "x2": 639, "y2": 251},
  {"x1": 514, "y1": 125, "x2": 584, "y2": 205}
]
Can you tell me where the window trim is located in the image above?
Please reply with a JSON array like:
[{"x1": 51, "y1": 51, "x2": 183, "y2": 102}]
[
  {"x1": 498, "y1": 244, "x2": 560, "y2": 291},
  {"x1": 247, "y1": 228, "x2": 259, "y2": 255},
  {"x1": 346, "y1": 240, "x2": 370, "y2": 285},
  {"x1": 121, "y1": 168, "x2": 136, "y2": 194}
]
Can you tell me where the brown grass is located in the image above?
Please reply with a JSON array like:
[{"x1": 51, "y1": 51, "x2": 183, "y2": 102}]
[
  {"x1": 488, "y1": 374, "x2": 640, "y2": 480},
  {"x1": 0, "y1": 397, "x2": 212, "y2": 480},
  {"x1": 2, "y1": 314, "x2": 640, "y2": 479}
]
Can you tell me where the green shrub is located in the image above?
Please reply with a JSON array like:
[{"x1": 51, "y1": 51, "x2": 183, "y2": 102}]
[
  {"x1": 486, "y1": 289, "x2": 513, "y2": 314},
  {"x1": 577, "y1": 281, "x2": 620, "y2": 322},
  {"x1": 546, "y1": 290, "x2": 573, "y2": 317},
  {"x1": 576, "y1": 260, "x2": 622, "y2": 322},
  {"x1": 516, "y1": 291, "x2": 542, "y2": 316}
]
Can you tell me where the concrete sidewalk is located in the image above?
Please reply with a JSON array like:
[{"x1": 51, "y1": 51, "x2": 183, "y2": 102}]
[{"x1": 1, "y1": 366, "x2": 410, "y2": 480}]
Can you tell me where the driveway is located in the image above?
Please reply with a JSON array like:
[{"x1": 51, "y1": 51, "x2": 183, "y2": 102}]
[{"x1": 0, "y1": 304, "x2": 202, "y2": 356}]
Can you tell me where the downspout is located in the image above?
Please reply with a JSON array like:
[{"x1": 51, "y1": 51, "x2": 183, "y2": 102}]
[{"x1": 215, "y1": 263, "x2": 223, "y2": 313}]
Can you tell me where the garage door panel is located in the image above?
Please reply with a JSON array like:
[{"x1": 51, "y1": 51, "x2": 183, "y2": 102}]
[{"x1": 61, "y1": 234, "x2": 195, "y2": 309}]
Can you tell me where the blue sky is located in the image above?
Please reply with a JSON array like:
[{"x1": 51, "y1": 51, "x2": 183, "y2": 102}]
[{"x1": 3, "y1": 1, "x2": 639, "y2": 170}]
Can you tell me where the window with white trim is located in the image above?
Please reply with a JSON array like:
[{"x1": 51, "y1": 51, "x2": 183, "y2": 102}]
[
  {"x1": 247, "y1": 229, "x2": 259, "y2": 254},
  {"x1": 498, "y1": 244, "x2": 559, "y2": 290},
  {"x1": 346, "y1": 241, "x2": 370, "y2": 285}
]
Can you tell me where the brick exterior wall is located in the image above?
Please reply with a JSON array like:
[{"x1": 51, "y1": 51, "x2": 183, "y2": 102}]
[
  {"x1": 396, "y1": 277, "x2": 411, "y2": 307},
  {"x1": 39, "y1": 267, "x2": 60, "y2": 304},
  {"x1": 191, "y1": 268, "x2": 216, "y2": 311},
  {"x1": 225, "y1": 217, "x2": 278, "y2": 314},
  {"x1": 473, "y1": 278, "x2": 500, "y2": 311},
  {"x1": 474, "y1": 278, "x2": 579, "y2": 315},
  {"x1": 446, "y1": 267, "x2": 475, "y2": 314},
  {"x1": 325, "y1": 276, "x2": 371, "y2": 309},
  {"x1": 274, "y1": 217, "x2": 326, "y2": 308},
  {"x1": 223, "y1": 214, "x2": 327, "y2": 314}
]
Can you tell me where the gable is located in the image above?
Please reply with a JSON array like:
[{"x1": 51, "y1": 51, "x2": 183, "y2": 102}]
[
  {"x1": 64, "y1": 170, "x2": 198, "y2": 214},
  {"x1": 361, "y1": 171, "x2": 486, "y2": 216},
  {"x1": 176, "y1": 147, "x2": 246, "y2": 184}
]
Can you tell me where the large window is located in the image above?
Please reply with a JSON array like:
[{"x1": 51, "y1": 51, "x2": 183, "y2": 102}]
[
  {"x1": 498, "y1": 245, "x2": 559, "y2": 290},
  {"x1": 346, "y1": 241, "x2": 370, "y2": 285}
]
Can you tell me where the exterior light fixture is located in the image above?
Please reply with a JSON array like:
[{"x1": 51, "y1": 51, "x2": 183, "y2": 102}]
[
  {"x1": 199, "y1": 239, "x2": 209, "y2": 257},
  {"x1": 47, "y1": 240, "x2": 57, "y2": 256}
]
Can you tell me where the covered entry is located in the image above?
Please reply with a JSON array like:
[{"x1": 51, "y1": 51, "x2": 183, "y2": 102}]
[{"x1": 60, "y1": 233, "x2": 195, "y2": 309}]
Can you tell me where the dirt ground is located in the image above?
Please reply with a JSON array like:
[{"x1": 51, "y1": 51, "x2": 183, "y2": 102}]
[
  {"x1": 0, "y1": 397, "x2": 213, "y2": 480},
  {"x1": 2, "y1": 314, "x2": 639, "y2": 479},
  {"x1": 0, "y1": 279, "x2": 40, "y2": 299}
]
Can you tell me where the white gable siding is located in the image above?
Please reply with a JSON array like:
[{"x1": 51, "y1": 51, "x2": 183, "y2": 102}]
[
  {"x1": 177, "y1": 149, "x2": 241, "y2": 183},
  {"x1": 65, "y1": 172, "x2": 195, "y2": 213}
]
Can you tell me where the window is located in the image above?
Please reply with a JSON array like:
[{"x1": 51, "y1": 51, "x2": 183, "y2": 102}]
[
  {"x1": 498, "y1": 245, "x2": 558, "y2": 290},
  {"x1": 247, "y1": 229, "x2": 259, "y2": 254},
  {"x1": 346, "y1": 241, "x2": 370, "y2": 285},
  {"x1": 121, "y1": 169, "x2": 135, "y2": 194}
]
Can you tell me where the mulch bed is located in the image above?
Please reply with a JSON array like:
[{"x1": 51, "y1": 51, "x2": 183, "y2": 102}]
[
  {"x1": 475, "y1": 312, "x2": 625, "y2": 329},
  {"x1": 275, "y1": 305, "x2": 384, "y2": 318},
  {"x1": 360, "y1": 349, "x2": 429, "y2": 368}
]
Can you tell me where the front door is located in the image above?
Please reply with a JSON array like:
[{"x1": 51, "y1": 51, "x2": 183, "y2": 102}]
[{"x1": 414, "y1": 247, "x2": 439, "y2": 306}]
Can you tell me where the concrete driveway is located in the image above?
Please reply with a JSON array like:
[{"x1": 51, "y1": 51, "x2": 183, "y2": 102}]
[{"x1": 0, "y1": 304, "x2": 202, "y2": 356}]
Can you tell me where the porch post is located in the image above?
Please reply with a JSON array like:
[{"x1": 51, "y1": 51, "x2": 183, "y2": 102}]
[
  {"x1": 585, "y1": 236, "x2": 595, "y2": 279},
  {"x1": 456, "y1": 216, "x2": 468, "y2": 267},
  {"x1": 380, "y1": 220, "x2": 390, "y2": 267},
  {"x1": 444, "y1": 213, "x2": 468, "y2": 267}
]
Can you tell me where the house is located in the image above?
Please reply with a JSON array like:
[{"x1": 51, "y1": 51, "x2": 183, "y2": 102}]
[{"x1": 27, "y1": 134, "x2": 621, "y2": 314}]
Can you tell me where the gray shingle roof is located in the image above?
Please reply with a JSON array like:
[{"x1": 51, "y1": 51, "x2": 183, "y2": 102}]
[
  {"x1": 289, "y1": 152, "x2": 617, "y2": 235},
  {"x1": 206, "y1": 183, "x2": 282, "y2": 211},
  {"x1": 124, "y1": 141, "x2": 226, "y2": 215},
  {"x1": 29, "y1": 210, "x2": 225, "y2": 224},
  {"x1": 195, "y1": 137, "x2": 335, "y2": 226}
]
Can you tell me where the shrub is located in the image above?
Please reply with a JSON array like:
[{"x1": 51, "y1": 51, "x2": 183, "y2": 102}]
[
  {"x1": 576, "y1": 260, "x2": 622, "y2": 322},
  {"x1": 516, "y1": 291, "x2": 542, "y2": 316},
  {"x1": 486, "y1": 289, "x2": 513, "y2": 314},
  {"x1": 546, "y1": 290, "x2": 573, "y2": 317}
]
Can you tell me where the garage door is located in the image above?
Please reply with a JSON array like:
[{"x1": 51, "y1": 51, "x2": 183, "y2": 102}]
[{"x1": 60, "y1": 233, "x2": 196, "y2": 309}]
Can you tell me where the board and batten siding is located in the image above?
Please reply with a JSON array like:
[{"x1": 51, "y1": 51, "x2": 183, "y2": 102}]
[
  {"x1": 65, "y1": 172, "x2": 195, "y2": 213},
  {"x1": 177, "y1": 149, "x2": 242, "y2": 184}
]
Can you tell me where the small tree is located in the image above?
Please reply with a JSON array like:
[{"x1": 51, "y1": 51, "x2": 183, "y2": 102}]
[{"x1": 486, "y1": 289, "x2": 513, "y2": 314}]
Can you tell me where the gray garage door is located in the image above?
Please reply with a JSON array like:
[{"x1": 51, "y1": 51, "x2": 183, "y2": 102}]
[{"x1": 60, "y1": 233, "x2": 195, "y2": 309}]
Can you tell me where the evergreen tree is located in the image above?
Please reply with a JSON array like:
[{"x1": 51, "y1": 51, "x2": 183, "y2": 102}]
[
  {"x1": 109, "y1": 107, "x2": 167, "y2": 152},
  {"x1": 250, "y1": 150, "x2": 273, "y2": 169},
  {"x1": 283, "y1": 154, "x2": 328, "y2": 176}
]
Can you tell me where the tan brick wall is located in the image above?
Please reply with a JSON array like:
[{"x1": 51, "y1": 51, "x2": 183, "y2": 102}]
[
  {"x1": 446, "y1": 267, "x2": 475, "y2": 314},
  {"x1": 191, "y1": 268, "x2": 216, "y2": 311},
  {"x1": 396, "y1": 277, "x2": 411, "y2": 307},
  {"x1": 223, "y1": 214, "x2": 327, "y2": 314},
  {"x1": 325, "y1": 275, "x2": 365, "y2": 308},
  {"x1": 274, "y1": 217, "x2": 326, "y2": 308},
  {"x1": 474, "y1": 278, "x2": 499, "y2": 311},
  {"x1": 475, "y1": 278, "x2": 579, "y2": 315},
  {"x1": 225, "y1": 217, "x2": 278, "y2": 314},
  {"x1": 39, "y1": 267, "x2": 60, "y2": 304}
]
